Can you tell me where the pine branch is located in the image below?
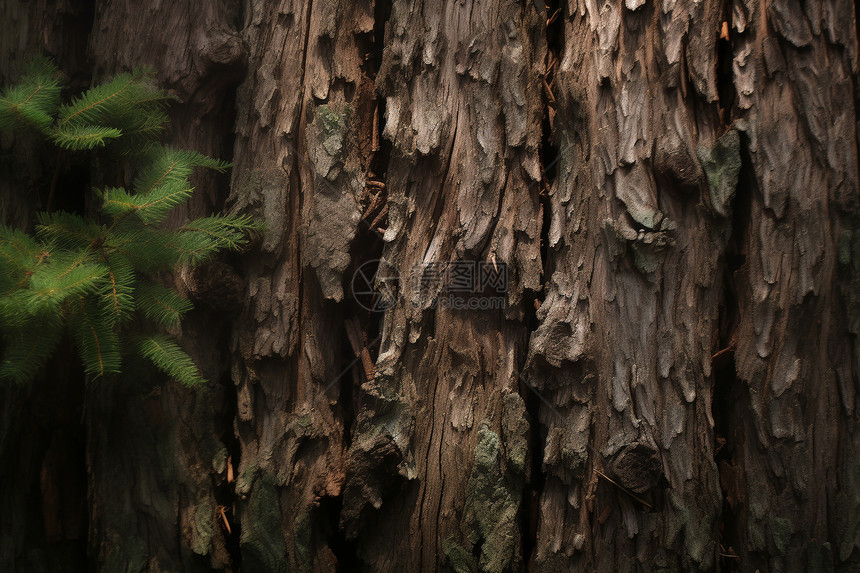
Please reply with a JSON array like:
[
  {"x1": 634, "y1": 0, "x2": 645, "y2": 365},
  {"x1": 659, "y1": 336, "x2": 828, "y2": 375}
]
[
  {"x1": 0, "y1": 57, "x2": 62, "y2": 132},
  {"x1": 26, "y1": 253, "x2": 104, "y2": 311},
  {"x1": 102, "y1": 184, "x2": 193, "y2": 224},
  {"x1": 0, "y1": 61, "x2": 257, "y2": 386},
  {"x1": 0, "y1": 225, "x2": 42, "y2": 285},
  {"x1": 69, "y1": 298, "x2": 121, "y2": 377},
  {"x1": 51, "y1": 124, "x2": 123, "y2": 150},
  {"x1": 36, "y1": 211, "x2": 102, "y2": 250},
  {"x1": 108, "y1": 113, "x2": 167, "y2": 156},
  {"x1": 98, "y1": 255, "x2": 136, "y2": 327},
  {"x1": 171, "y1": 215, "x2": 260, "y2": 264},
  {"x1": 103, "y1": 226, "x2": 176, "y2": 272},
  {"x1": 56, "y1": 68, "x2": 170, "y2": 131},
  {"x1": 133, "y1": 147, "x2": 229, "y2": 196},
  {"x1": 134, "y1": 334, "x2": 204, "y2": 386},
  {"x1": 135, "y1": 282, "x2": 192, "y2": 329}
]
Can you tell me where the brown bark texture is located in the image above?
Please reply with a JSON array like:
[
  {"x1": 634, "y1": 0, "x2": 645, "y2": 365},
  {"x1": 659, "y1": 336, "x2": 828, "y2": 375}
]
[{"x1": 1, "y1": 0, "x2": 859, "y2": 572}]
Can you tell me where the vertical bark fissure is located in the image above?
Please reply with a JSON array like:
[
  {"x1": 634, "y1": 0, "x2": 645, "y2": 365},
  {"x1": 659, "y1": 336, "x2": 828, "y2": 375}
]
[
  {"x1": 521, "y1": 0, "x2": 562, "y2": 567},
  {"x1": 207, "y1": 76, "x2": 246, "y2": 572},
  {"x1": 536, "y1": 0, "x2": 562, "y2": 310},
  {"x1": 330, "y1": 1, "x2": 394, "y2": 565},
  {"x1": 218, "y1": 376, "x2": 242, "y2": 569},
  {"x1": 711, "y1": 7, "x2": 745, "y2": 569},
  {"x1": 713, "y1": 136, "x2": 754, "y2": 573},
  {"x1": 716, "y1": 4, "x2": 736, "y2": 123}
]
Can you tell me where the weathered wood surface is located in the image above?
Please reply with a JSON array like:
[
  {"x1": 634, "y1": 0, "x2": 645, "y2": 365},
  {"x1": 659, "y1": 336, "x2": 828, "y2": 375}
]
[
  {"x1": 727, "y1": 0, "x2": 860, "y2": 569},
  {"x1": 527, "y1": 0, "x2": 728, "y2": 568},
  {"x1": 336, "y1": 1, "x2": 545, "y2": 570},
  {"x1": 1, "y1": 0, "x2": 859, "y2": 571}
]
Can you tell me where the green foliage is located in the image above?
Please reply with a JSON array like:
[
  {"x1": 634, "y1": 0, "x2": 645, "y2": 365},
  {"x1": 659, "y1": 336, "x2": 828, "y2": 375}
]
[
  {"x1": 0, "y1": 58, "x2": 62, "y2": 131},
  {"x1": 135, "y1": 283, "x2": 191, "y2": 329},
  {"x1": 0, "y1": 59, "x2": 259, "y2": 385},
  {"x1": 134, "y1": 335, "x2": 204, "y2": 386}
]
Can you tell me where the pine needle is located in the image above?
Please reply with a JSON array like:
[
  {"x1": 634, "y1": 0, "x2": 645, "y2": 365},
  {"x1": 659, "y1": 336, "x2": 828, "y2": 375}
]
[
  {"x1": 69, "y1": 299, "x2": 121, "y2": 377},
  {"x1": 136, "y1": 282, "x2": 192, "y2": 329},
  {"x1": 51, "y1": 124, "x2": 123, "y2": 150},
  {"x1": 0, "y1": 57, "x2": 62, "y2": 132},
  {"x1": 135, "y1": 334, "x2": 205, "y2": 386}
]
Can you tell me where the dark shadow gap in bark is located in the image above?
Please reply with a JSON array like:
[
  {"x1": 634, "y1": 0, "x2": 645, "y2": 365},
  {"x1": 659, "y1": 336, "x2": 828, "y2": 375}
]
[
  {"x1": 713, "y1": 126, "x2": 754, "y2": 573},
  {"x1": 211, "y1": 81, "x2": 242, "y2": 213},
  {"x1": 712, "y1": 4, "x2": 747, "y2": 567},
  {"x1": 716, "y1": 0, "x2": 736, "y2": 125},
  {"x1": 218, "y1": 368, "x2": 243, "y2": 569},
  {"x1": 341, "y1": 110, "x2": 392, "y2": 449},
  {"x1": 319, "y1": 495, "x2": 364, "y2": 572},
  {"x1": 712, "y1": 347, "x2": 742, "y2": 572},
  {"x1": 330, "y1": 3, "x2": 395, "y2": 565},
  {"x1": 338, "y1": 310, "x2": 363, "y2": 450},
  {"x1": 340, "y1": 0, "x2": 393, "y2": 433},
  {"x1": 47, "y1": 150, "x2": 91, "y2": 217},
  {"x1": 43, "y1": 0, "x2": 96, "y2": 214},
  {"x1": 56, "y1": 0, "x2": 97, "y2": 89},
  {"x1": 519, "y1": 375, "x2": 547, "y2": 570},
  {"x1": 520, "y1": 0, "x2": 563, "y2": 567},
  {"x1": 369, "y1": 0, "x2": 392, "y2": 77},
  {"x1": 534, "y1": 0, "x2": 562, "y2": 312}
]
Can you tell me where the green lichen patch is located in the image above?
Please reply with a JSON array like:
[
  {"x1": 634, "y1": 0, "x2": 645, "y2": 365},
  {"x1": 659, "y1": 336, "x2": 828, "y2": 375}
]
[
  {"x1": 235, "y1": 462, "x2": 258, "y2": 497},
  {"x1": 191, "y1": 499, "x2": 215, "y2": 556},
  {"x1": 459, "y1": 423, "x2": 524, "y2": 573},
  {"x1": 838, "y1": 229, "x2": 859, "y2": 269},
  {"x1": 697, "y1": 128, "x2": 742, "y2": 218},
  {"x1": 443, "y1": 536, "x2": 478, "y2": 573},
  {"x1": 240, "y1": 477, "x2": 288, "y2": 573},
  {"x1": 308, "y1": 104, "x2": 353, "y2": 181},
  {"x1": 211, "y1": 446, "x2": 228, "y2": 474},
  {"x1": 769, "y1": 516, "x2": 793, "y2": 555}
]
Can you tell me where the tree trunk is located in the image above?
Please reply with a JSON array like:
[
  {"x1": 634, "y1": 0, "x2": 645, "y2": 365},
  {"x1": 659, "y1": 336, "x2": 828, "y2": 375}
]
[{"x1": 1, "y1": 0, "x2": 859, "y2": 572}]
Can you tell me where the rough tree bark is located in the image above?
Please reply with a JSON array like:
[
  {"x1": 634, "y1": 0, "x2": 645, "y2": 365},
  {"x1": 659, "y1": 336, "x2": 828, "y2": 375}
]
[{"x1": 1, "y1": 0, "x2": 858, "y2": 572}]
